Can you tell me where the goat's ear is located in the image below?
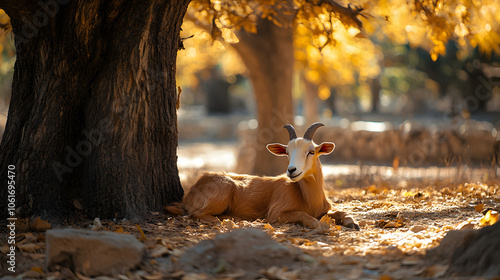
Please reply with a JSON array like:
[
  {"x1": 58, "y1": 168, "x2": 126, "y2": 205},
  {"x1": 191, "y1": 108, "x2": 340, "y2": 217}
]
[
  {"x1": 317, "y1": 142, "x2": 335, "y2": 155},
  {"x1": 267, "y1": 143, "x2": 288, "y2": 156}
]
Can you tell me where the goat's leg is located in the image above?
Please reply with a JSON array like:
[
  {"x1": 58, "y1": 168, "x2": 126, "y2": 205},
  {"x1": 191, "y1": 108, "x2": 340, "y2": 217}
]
[
  {"x1": 270, "y1": 211, "x2": 323, "y2": 229},
  {"x1": 325, "y1": 210, "x2": 360, "y2": 230}
]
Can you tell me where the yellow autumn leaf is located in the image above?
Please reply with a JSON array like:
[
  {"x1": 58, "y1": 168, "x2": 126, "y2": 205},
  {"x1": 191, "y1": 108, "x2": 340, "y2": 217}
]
[
  {"x1": 264, "y1": 223, "x2": 275, "y2": 231},
  {"x1": 114, "y1": 226, "x2": 126, "y2": 234},
  {"x1": 30, "y1": 267, "x2": 44, "y2": 274},
  {"x1": 135, "y1": 224, "x2": 148, "y2": 241},
  {"x1": 479, "y1": 210, "x2": 498, "y2": 227},
  {"x1": 319, "y1": 215, "x2": 334, "y2": 225},
  {"x1": 392, "y1": 155, "x2": 399, "y2": 170}
]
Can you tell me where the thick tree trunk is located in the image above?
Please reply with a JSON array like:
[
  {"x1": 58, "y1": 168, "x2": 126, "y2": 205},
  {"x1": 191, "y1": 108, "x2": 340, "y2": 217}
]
[
  {"x1": 233, "y1": 17, "x2": 294, "y2": 176},
  {"x1": 0, "y1": 0, "x2": 190, "y2": 220}
]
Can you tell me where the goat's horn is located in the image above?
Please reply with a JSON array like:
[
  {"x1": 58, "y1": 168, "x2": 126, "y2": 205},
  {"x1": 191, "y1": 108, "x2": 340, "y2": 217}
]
[
  {"x1": 284, "y1": 124, "x2": 297, "y2": 140},
  {"x1": 303, "y1": 122, "x2": 324, "y2": 140}
]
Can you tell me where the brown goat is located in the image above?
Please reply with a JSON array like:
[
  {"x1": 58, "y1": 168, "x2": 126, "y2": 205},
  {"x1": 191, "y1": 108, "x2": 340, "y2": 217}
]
[{"x1": 167, "y1": 123, "x2": 359, "y2": 230}]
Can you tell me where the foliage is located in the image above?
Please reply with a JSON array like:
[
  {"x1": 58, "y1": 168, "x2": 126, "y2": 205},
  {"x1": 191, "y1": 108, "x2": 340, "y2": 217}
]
[
  {"x1": 180, "y1": 0, "x2": 500, "y2": 92},
  {"x1": 0, "y1": 9, "x2": 14, "y2": 68},
  {"x1": 176, "y1": 20, "x2": 245, "y2": 88},
  {"x1": 366, "y1": 0, "x2": 500, "y2": 60}
]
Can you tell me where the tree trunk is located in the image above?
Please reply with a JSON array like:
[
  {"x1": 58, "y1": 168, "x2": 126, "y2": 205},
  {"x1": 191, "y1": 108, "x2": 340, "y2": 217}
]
[
  {"x1": 0, "y1": 0, "x2": 190, "y2": 221},
  {"x1": 369, "y1": 77, "x2": 381, "y2": 113},
  {"x1": 303, "y1": 75, "x2": 320, "y2": 125},
  {"x1": 232, "y1": 17, "x2": 294, "y2": 176}
]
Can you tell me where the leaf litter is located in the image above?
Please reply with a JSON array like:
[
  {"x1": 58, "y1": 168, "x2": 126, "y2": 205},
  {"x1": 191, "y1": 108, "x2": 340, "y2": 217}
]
[{"x1": 2, "y1": 180, "x2": 499, "y2": 279}]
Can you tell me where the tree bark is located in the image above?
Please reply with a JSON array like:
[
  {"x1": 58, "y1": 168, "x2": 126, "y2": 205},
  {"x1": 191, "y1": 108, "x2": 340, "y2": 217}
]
[
  {"x1": 0, "y1": 0, "x2": 190, "y2": 220},
  {"x1": 232, "y1": 17, "x2": 295, "y2": 176}
]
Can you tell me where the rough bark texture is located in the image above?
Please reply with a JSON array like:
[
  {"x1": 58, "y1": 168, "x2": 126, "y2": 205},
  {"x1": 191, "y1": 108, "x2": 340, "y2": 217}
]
[
  {"x1": 233, "y1": 17, "x2": 294, "y2": 176},
  {"x1": 0, "y1": 0, "x2": 190, "y2": 220}
]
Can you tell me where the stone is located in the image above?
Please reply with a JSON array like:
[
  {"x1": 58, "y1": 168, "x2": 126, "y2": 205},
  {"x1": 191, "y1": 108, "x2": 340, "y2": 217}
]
[
  {"x1": 426, "y1": 229, "x2": 477, "y2": 262},
  {"x1": 409, "y1": 225, "x2": 426, "y2": 233},
  {"x1": 176, "y1": 228, "x2": 301, "y2": 279},
  {"x1": 46, "y1": 229, "x2": 144, "y2": 277}
]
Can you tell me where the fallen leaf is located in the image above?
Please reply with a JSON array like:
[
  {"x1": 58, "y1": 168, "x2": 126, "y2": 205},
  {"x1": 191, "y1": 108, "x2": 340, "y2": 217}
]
[
  {"x1": 264, "y1": 223, "x2": 275, "y2": 231},
  {"x1": 221, "y1": 219, "x2": 237, "y2": 229},
  {"x1": 136, "y1": 224, "x2": 148, "y2": 241},
  {"x1": 18, "y1": 243, "x2": 39, "y2": 253},
  {"x1": 392, "y1": 155, "x2": 399, "y2": 170},
  {"x1": 455, "y1": 220, "x2": 474, "y2": 230},
  {"x1": 37, "y1": 233, "x2": 45, "y2": 242},
  {"x1": 479, "y1": 210, "x2": 498, "y2": 227},
  {"x1": 409, "y1": 225, "x2": 426, "y2": 233},
  {"x1": 423, "y1": 264, "x2": 448, "y2": 278},
  {"x1": 29, "y1": 217, "x2": 51, "y2": 232},
  {"x1": 30, "y1": 266, "x2": 44, "y2": 275},
  {"x1": 474, "y1": 204, "x2": 485, "y2": 213},
  {"x1": 74, "y1": 199, "x2": 83, "y2": 210},
  {"x1": 378, "y1": 219, "x2": 405, "y2": 228},
  {"x1": 22, "y1": 270, "x2": 42, "y2": 278},
  {"x1": 114, "y1": 227, "x2": 125, "y2": 233}
]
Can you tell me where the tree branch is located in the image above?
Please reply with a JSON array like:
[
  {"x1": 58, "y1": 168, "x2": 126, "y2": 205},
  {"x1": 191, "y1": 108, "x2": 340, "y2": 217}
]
[{"x1": 312, "y1": 0, "x2": 365, "y2": 30}]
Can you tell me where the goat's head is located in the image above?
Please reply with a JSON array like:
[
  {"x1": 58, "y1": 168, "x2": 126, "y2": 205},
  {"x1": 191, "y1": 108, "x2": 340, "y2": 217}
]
[{"x1": 266, "y1": 122, "x2": 335, "y2": 181}]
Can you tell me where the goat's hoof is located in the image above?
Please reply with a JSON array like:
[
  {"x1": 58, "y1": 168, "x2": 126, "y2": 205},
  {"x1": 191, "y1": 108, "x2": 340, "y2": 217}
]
[{"x1": 347, "y1": 223, "x2": 361, "y2": 231}]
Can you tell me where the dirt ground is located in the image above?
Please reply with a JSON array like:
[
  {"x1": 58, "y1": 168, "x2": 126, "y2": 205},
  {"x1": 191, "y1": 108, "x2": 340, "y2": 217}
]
[{"x1": 1, "y1": 141, "x2": 499, "y2": 280}]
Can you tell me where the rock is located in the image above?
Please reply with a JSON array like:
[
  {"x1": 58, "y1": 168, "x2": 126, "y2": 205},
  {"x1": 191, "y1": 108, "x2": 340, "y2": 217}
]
[
  {"x1": 409, "y1": 225, "x2": 426, "y2": 233},
  {"x1": 176, "y1": 228, "x2": 301, "y2": 279},
  {"x1": 92, "y1": 217, "x2": 104, "y2": 231},
  {"x1": 46, "y1": 229, "x2": 144, "y2": 277},
  {"x1": 426, "y1": 229, "x2": 477, "y2": 262},
  {"x1": 448, "y1": 222, "x2": 500, "y2": 276}
]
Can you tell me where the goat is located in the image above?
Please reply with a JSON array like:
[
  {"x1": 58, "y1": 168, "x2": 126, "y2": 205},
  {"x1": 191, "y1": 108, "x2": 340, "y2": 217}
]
[{"x1": 167, "y1": 122, "x2": 359, "y2": 230}]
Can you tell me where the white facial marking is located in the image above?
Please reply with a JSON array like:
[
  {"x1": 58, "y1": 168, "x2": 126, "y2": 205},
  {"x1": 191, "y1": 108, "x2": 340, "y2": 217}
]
[{"x1": 286, "y1": 138, "x2": 315, "y2": 181}]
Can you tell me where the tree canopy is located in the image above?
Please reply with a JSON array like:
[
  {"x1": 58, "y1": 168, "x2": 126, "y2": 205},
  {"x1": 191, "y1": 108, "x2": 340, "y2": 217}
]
[{"x1": 179, "y1": 0, "x2": 500, "y2": 90}]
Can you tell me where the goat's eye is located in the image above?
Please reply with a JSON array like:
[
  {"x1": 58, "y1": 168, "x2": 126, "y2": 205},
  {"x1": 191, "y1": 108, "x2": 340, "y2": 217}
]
[{"x1": 308, "y1": 151, "x2": 315, "y2": 155}]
